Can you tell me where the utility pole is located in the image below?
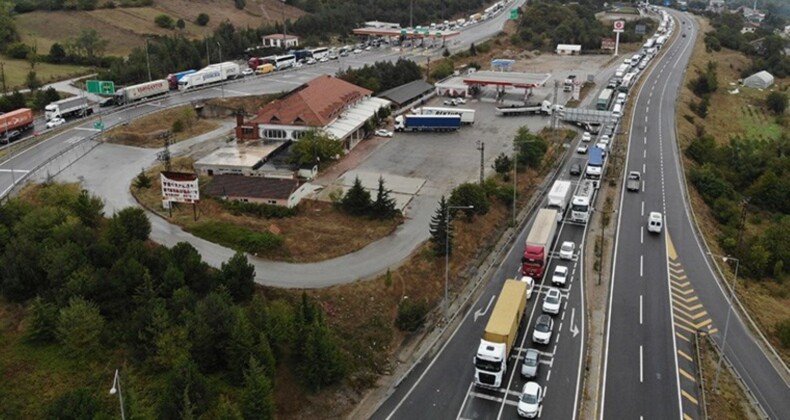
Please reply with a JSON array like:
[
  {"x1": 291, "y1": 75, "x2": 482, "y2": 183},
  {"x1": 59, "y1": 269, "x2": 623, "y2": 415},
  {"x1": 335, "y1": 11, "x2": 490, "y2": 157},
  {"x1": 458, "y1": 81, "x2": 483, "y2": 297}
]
[
  {"x1": 205, "y1": 38, "x2": 211, "y2": 66},
  {"x1": 552, "y1": 80, "x2": 560, "y2": 129},
  {"x1": 477, "y1": 141, "x2": 485, "y2": 184},
  {"x1": 145, "y1": 38, "x2": 152, "y2": 82},
  {"x1": 0, "y1": 62, "x2": 6, "y2": 94},
  {"x1": 217, "y1": 42, "x2": 224, "y2": 99}
]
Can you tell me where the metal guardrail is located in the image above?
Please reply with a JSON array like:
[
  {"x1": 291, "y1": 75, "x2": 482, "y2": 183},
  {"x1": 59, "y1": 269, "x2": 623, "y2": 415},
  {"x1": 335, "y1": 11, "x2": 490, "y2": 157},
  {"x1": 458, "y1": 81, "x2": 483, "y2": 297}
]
[
  {"x1": 701, "y1": 332, "x2": 770, "y2": 419},
  {"x1": 694, "y1": 331, "x2": 710, "y2": 420}
]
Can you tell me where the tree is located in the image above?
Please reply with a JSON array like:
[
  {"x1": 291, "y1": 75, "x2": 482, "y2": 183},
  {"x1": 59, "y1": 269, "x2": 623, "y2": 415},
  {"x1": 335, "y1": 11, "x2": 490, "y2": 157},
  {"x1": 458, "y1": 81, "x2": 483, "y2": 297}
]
[
  {"x1": 68, "y1": 29, "x2": 108, "y2": 64},
  {"x1": 469, "y1": 42, "x2": 477, "y2": 56},
  {"x1": 0, "y1": 0, "x2": 20, "y2": 49},
  {"x1": 297, "y1": 318, "x2": 345, "y2": 392},
  {"x1": 493, "y1": 152, "x2": 512, "y2": 175},
  {"x1": 26, "y1": 296, "x2": 57, "y2": 343},
  {"x1": 72, "y1": 189, "x2": 104, "y2": 228},
  {"x1": 395, "y1": 298, "x2": 428, "y2": 332},
  {"x1": 514, "y1": 127, "x2": 547, "y2": 168},
  {"x1": 196, "y1": 13, "x2": 210, "y2": 26},
  {"x1": 234, "y1": 0, "x2": 246, "y2": 10},
  {"x1": 289, "y1": 130, "x2": 344, "y2": 166},
  {"x1": 216, "y1": 395, "x2": 243, "y2": 420},
  {"x1": 47, "y1": 42, "x2": 67, "y2": 63},
  {"x1": 112, "y1": 207, "x2": 151, "y2": 242},
  {"x1": 220, "y1": 252, "x2": 256, "y2": 303},
  {"x1": 429, "y1": 196, "x2": 452, "y2": 256},
  {"x1": 449, "y1": 183, "x2": 489, "y2": 220},
  {"x1": 155, "y1": 14, "x2": 175, "y2": 29},
  {"x1": 176, "y1": 18, "x2": 186, "y2": 30},
  {"x1": 158, "y1": 357, "x2": 212, "y2": 419},
  {"x1": 56, "y1": 296, "x2": 105, "y2": 359},
  {"x1": 226, "y1": 309, "x2": 256, "y2": 383},
  {"x1": 27, "y1": 41, "x2": 39, "y2": 70},
  {"x1": 189, "y1": 288, "x2": 235, "y2": 372},
  {"x1": 134, "y1": 170, "x2": 152, "y2": 189},
  {"x1": 45, "y1": 388, "x2": 101, "y2": 420},
  {"x1": 240, "y1": 357, "x2": 275, "y2": 420},
  {"x1": 766, "y1": 91, "x2": 787, "y2": 115},
  {"x1": 340, "y1": 176, "x2": 372, "y2": 216},
  {"x1": 371, "y1": 176, "x2": 399, "y2": 219}
]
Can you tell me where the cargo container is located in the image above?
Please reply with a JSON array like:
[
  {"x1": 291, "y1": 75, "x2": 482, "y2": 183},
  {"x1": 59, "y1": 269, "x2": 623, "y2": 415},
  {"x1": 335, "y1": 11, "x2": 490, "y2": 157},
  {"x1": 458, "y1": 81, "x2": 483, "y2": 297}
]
[
  {"x1": 114, "y1": 79, "x2": 169, "y2": 105},
  {"x1": 521, "y1": 208, "x2": 560, "y2": 278},
  {"x1": 394, "y1": 114, "x2": 461, "y2": 132}
]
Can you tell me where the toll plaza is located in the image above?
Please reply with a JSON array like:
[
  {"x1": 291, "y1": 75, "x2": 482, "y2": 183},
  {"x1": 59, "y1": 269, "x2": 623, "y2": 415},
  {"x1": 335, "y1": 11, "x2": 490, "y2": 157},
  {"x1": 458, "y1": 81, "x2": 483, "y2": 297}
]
[{"x1": 351, "y1": 27, "x2": 461, "y2": 48}]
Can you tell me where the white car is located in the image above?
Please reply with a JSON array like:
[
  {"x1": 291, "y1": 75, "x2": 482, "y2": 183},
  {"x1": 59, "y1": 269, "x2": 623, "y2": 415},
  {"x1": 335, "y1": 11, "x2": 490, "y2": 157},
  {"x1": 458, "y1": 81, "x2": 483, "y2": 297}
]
[
  {"x1": 46, "y1": 117, "x2": 65, "y2": 129},
  {"x1": 559, "y1": 241, "x2": 575, "y2": 260},
  {"x1": 648, "y1": 211, "x2": 663, "y2": 233},
  {"x1": 542, "y1": 287, "x2": 562, "y2": 315},
  {"x1": 319, "y1": 57, "x2": 329, "y2": 63},
  {"x1": 520, "y1": 348, "x2": 540, "y2": 378},
  {"x1": 532, "y1": 314, "x2": 554, "y2": 344},
  {"x1": 521, "y1": 276, "x2": 535, "y2": 300},
  {"x1": 374, "y1": 129, "x2": 393, "y2": 137},
  {"x1": 582, "y1": 131, "x2": 591, "y2": 142},
  {"x1": 353, "y1": 48, "x2": 362, "y2": 54},
  {"x1": 455, "y1": 97, "x2": 466, "y2": 104},
  {"x1": 306, "y1": 58, "x2": 317, "y2": 65},
  {"x1": 576, "y1": 144, "x2": 588, "y2": 154},
  {"x1": 241, "y1": 68, "x2": 254, "y2": 77},
  {"x1": 551, "y1": 265, "x2": 568, "y2": 286},
  {"x1": 600, "y1": 134, "x2": 610, "y2": 145}
]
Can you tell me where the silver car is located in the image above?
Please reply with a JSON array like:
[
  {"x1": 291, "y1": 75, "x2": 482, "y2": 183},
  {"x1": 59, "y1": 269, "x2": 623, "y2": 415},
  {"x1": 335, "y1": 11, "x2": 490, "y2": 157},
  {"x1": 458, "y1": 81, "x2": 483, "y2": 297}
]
[{"x1": 521, "y1": 348, "x2": 540, "y2": 378}]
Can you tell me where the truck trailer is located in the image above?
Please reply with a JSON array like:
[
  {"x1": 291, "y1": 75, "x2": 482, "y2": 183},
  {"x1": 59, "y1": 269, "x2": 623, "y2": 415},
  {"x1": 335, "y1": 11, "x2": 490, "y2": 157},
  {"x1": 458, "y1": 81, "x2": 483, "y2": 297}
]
[
  {"x1": 495, "y1": 100, "x2": 559, "y2": 116},
  {"x1": 547, "y1": 180, "x2": 572, "y2": 216},
  {"x1": 521, "y1": 208, "x2": 559, "y2": 278},
  {"x1": 167, "y1": 70, "x2": 196, "y2": 90},
  {"x1": 586, "y1": 147, "x2": 605, "y2": 181},
  {"x1": 114, "y1": 79, "x2": 169, "y2": 105},
  {"x1": 474, "y1": 279, "x2": 529, "y2": 389},
  {"x1": 416, "y1": 106, "x2": 475, "y2": 124},
  {"x1": 0, "y1": 108, "x2": 34, "y2": 138},
  {"x1": 394, "y1": 114, "x2": 461, "y2": 132},
  {"x1": 44, "y1": 97, "x2": 93, "y2": 121}
]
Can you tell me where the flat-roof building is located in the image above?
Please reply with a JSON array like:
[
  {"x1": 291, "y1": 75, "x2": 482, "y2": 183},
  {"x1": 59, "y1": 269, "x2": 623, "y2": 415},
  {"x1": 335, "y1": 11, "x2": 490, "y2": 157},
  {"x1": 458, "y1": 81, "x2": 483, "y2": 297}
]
[{"x1": 376, "y1": 79, "x2": 435, "y2": 108}]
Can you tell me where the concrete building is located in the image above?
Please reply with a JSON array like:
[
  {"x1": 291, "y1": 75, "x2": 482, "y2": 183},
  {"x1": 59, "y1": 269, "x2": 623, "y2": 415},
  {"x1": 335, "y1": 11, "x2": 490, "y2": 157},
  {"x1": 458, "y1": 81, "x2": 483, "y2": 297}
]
[
  {"x1": 556, "y1": 44, "x2": 582, "y2": 55},
  {"x1": 204, "y1": 175, "x2": 311, "y2": 208},
  {"x1": 743, "y1": 70, "x2": 774, "y2": 89},
  {"x1": 377, "y1": 79, "x2": 434, "y2": 109},
  {"x1": 262, "y1": 34, "x2": 300, "y2": 49},
  {"x1": 193, "y1": 141, "x2": 291, "y2": 176},
  {"x1": 236, "y1": 75, "x2": 390, "y2": 150}
]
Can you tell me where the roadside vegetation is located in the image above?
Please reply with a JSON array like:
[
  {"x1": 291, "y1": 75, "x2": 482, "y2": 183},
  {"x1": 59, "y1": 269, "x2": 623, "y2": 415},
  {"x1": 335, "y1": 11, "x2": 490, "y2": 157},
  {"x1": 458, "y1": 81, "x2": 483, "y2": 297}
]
[
  {"x1": 104, "y1": 104, "x2": 220, "y2": 147},
  {"x1": 677, "y1": 15, "x2": 790, "y2": 364}
]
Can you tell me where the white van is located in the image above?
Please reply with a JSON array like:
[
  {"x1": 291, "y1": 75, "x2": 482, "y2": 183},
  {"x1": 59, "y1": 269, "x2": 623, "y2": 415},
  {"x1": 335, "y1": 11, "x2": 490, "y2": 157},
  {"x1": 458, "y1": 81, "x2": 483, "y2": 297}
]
[
  {"x1": 616, "y1": 92, "x2": 627, "y2": 105},
  {"x1": 648, "y1": 212, "x2": 663, "y2": 233},
  {"x1": 612, "y1": 103, "x2": 623, "y2": 118}
]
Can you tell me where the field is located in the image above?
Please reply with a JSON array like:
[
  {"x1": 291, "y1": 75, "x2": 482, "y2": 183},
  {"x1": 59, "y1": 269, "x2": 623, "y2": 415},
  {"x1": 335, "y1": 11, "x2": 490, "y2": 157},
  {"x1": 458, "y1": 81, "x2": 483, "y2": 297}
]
[
  {"x1": 0, "y1": 55, "x2": 90, "y2": 91},
  {"x1": 676, "y1": 16, "x2": 790, "y2": 365},
  {"x1": 14, "y1": 0, "x2": 304, "y2": 57}
]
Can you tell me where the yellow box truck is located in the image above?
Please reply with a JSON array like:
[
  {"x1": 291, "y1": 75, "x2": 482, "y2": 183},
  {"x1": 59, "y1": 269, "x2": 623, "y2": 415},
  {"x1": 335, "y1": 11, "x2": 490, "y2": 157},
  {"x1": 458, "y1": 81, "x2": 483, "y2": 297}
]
[{"x1": 256, "y1": 63, "x2": 274, "y2": 75}]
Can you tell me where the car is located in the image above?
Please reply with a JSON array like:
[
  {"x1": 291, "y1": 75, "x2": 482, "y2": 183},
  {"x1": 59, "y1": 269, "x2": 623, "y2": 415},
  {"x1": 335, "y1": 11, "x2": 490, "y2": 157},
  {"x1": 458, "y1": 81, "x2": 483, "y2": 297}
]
[
  {"x1": 306, "y1": 58, "x2": 317, "y2": 65},
  {"x1": 596, "y1": 142, "x2": 608, "y2": 154},
  {"x1": 559, "y1": 241, "x2": 575, "y2": 260},
  {"x1": 340, "y1": 51, "x2": 349, "y2": 57},
  {"x1": 374, "y1": 129, "x2": 393, "y2": 137},
  {"x1": 365, "y1": 45, "x2": 372, "y2": 51},
  {"x1": 648, "y1": 211, "x2": 663, "y2": 233},
  {"x1": 542, "y1": 287, "x2": 562, "y2": 315},
  {"x1": 46, "y1": 117, "x2": 66, "y2": 129},
  {"x1": 570, "y1": 163, "x2": 582, "y2": 176},
  {"x1": 600, "y1": 134, "x2": 610, "y2": 145},
  {"x1": 518, "y1": 382, "x2": 543, "y2": 419},
  {"x1": 353, "y1": 48, "x2": 362, "y2": 54},
  {"x1": 1, "y1": 129, "x2": 21, "y2": 144},
  {"x1": 682, "y1": 33, "x2": 686, "y2": 37},
  {"x1": 576, "y1": 144, "x2": 588, "y2": 154},
  {"x1": 551, "y1": 265, "x2": 568, "y2": 286},
  {"x1": 241, "y1": 68, "x2": 254, "y2": 77},
  {"x1": 319, "y1": 57, "x2": 329, "y2": 63},
  {"x1": 444, "y1": 99, "x2": 458, "y2": 106},
  {"x1": 99, "y1": 97, "x2": 115, "y2": 107},
  {"x1": 627, "y1": 171, "x2": 641, "y2": 192},
  {"x1": 582, "y1": 131, "x2": 591, "y2": 142},
  {"x1": 532, "y1": 314, "x2": 554, "y2": 344},
  {"x1": 521, "y1": 348, "x2": 540, "y2": 378},
  {"x1": 521, "y1": 276, "x2": 535, "y2": 300},
  {"x1": 328, "y1": 54, "x2": 339, "y2": 60},
  {"x1": 455, "y1": 97, "x2": 466, "y2": 104}
]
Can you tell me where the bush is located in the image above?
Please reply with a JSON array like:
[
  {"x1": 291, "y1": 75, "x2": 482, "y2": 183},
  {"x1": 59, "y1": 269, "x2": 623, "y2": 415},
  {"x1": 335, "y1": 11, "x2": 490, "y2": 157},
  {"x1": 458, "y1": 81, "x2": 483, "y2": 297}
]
[
  {"x1": 172, "y1": 119, "x2": 185, "y2": 133},
  {"x1": 188, "y1": 221, "x2": 283, "y2": 254},
  {"x1": 219, "y1": 199, "x2": 298, "y2": 219},
  {"x1": 430, "y1": 61, "x2": 455, "y2": 81},
  {"x1": 155, "y1": 14, "x2": 175, "y2": 29},
  {"x1": 449, "y1": 182, "x2": 490, "y2": 220},
  {"x1": 234, "y1": 0, "x2": 246, "y2": 10},
  {"x1": 5, "y1": 42, "x2": 31, "y2": 59},
  {"x1": 777, "y1": 319, "x2": 790, "y2": 348},
  {"x1": 765, "y1": 91, "x2": 787, "y2": 115},
  {"x1": 395, "y1": 298, "x2": 428, "y2": 332},
  {"x1": 685, "y1": 134, "x2": 717, "y2": 164},
  {"x1": 689, "y1": 163, "x2": 733, "y2": 204},
  {"x1": 196, "y1": 13, "x2": 210, "y2": 26}
]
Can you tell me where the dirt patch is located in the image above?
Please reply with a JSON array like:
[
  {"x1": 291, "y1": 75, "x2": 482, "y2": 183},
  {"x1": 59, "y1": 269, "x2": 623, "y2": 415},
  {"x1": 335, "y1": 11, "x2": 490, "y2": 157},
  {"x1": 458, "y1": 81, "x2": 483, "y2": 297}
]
[
  {"x1": 105, "y1": 105, "x2": 220, "y2": 148},
  {"x1": 204, "y1": 94, "x2": 284, "y2": 117}
]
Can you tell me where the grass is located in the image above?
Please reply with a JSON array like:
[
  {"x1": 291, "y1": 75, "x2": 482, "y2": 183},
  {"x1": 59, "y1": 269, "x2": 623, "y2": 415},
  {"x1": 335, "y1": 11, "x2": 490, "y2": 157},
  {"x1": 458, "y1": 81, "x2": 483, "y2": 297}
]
[
  {"x1": 676, "y1": 15, "x2": 790, "y2": 365},
  {"x1": 188, "y1": 220, "x2": 283, "y2": 254},
  {"x1": 698, "y1": 334, "x2": 759, "y2": 419},
  {"x1": 0, "y1": 55, "x2": 91, "y2": 91},
  {"x1": 105, "y1": 105, "x2": 220, "y2": 147}
]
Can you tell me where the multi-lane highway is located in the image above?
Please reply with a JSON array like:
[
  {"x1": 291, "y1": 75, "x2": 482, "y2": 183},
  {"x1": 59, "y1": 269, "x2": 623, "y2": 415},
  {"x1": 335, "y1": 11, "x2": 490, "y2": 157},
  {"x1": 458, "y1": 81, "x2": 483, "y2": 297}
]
[{"x1": 602, "y1": 10, "x2": 789, "y2": 420}]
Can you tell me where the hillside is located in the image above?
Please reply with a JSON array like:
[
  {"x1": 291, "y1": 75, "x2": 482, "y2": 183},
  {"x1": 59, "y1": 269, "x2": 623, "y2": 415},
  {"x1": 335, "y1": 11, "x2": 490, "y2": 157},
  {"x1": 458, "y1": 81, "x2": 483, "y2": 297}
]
[{"x1": 14, "y1": 0, "x2": 304, "y2": 56}]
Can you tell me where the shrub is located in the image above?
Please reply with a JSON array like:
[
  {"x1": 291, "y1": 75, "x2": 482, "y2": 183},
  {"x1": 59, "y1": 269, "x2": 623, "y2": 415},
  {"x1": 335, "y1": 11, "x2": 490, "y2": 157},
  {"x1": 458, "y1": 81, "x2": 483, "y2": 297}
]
[
  {"x1": 188, "y1": 221, "x2": 283, "y2": 254},
  {"x1": 196, "y1": 13, "x2": 210, "y2": 26},
  {"x1": 5, "y1": 42, "x2": 31, "y2": 59},
  {"x1": 689, "y1": 163, "x2": 733, "y2": 204},
  {"x1": 219, "y1": 199, "x2": 298, "y2": 218},
  {"x1": 777, "y1": 319, "x2": 790, "y2": 348},
  {"x1": 155, "y1": 14, "x2": 175, "y2": 29},
  {"x1": 172, "y1": 119, "x2": 185, "y2": 133},
  {"x1": 234, "y1": 0, "x2": 246, "y2": 10},
  {"x1": 449, "y1": 182, "x2": 490, "y2": 220},
  {"x1": 395, "y1": 298, "x2": 428, "y2": 332}
]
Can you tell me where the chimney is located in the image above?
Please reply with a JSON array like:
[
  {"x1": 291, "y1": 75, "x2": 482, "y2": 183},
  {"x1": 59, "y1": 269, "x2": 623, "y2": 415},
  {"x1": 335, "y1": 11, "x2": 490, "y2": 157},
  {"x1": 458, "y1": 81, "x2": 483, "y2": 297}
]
[{"x1": 236, "y1": 110, "x2": 245, "y2": 127}]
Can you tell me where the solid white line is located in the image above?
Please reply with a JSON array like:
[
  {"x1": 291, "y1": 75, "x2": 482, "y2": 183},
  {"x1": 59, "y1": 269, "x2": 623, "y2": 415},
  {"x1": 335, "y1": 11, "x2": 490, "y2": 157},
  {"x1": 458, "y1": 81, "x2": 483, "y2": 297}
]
[
  {"x1": 455, "y1": 382, "x2": 475, "y2": 419},
  {"x1": 547, "y1": 369, "x2": 552, "y2": 381},
  {"x1": 644, "y1": 149, "x2": 647, "y2": 158},
  {"x1": 641, "y1": 228, "x2": 644, "y2": 245},
  {"x1": 640, "y1": 255, "x2": 644, "y2": 277},
  {"x1": 640, "y1": 345, "x2": 644, "y2": 383},
  {"x1": 640, "y1": 295, "x2": 644, "y2": 325}
]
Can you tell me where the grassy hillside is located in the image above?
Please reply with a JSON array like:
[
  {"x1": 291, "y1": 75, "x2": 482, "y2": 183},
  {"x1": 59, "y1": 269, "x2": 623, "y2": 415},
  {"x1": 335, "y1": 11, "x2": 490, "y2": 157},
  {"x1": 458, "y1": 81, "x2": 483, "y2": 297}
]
[
  {"x1": 14, "y1": 0, "x2": 303, "y2": 56},
  {"x1": 0, "y1": 56, "x2": 89, "y2": 90}
]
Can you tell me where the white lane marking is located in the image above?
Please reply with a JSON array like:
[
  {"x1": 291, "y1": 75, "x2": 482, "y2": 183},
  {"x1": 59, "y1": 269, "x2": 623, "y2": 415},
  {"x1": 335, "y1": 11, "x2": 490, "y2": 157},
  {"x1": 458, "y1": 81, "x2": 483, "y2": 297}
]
[
  {"x1": 640, "y1": 345, "x2": 644, "y2": 383},
  {"x1": 640, "y1": 295, "x2": 644, "y2": 325},
  {"x1": 641, "y1": 228, "x2": 644, "y2": 245},
  {"x1": 0, "y1": 169, "x2": 30, "y2": 174},
  {"x1": 641, "y1": 201, "x2": 645, "y2": 216},
  {"x1": 644, "y1": 149, "x2": 647, "y2": 159},
  {"x1": 547, "y1": 369, "x2": 552, "y2": 381},
  {"x1": 640, "y1": 255, "x2": 644, "y2": 277},
  {"x1": 643, "y1": 163, "x2": 646, "y2": 173}
]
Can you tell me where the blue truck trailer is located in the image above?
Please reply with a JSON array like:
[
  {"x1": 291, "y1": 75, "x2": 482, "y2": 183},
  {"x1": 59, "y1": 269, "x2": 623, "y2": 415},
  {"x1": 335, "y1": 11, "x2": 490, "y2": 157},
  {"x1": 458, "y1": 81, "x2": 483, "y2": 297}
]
[{"x1": 394, "y1": 114, "x2": 462, "y2": 132}]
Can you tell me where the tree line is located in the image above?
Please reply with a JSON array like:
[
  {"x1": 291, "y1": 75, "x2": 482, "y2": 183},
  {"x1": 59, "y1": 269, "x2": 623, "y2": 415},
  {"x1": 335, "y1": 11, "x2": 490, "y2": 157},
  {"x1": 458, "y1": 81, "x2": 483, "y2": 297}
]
[
  {"x1": 337, "y1": 58, "x2": 423, "y2": 95},
  {"x1": 0, "y1": 183, "x2": 346, "y2": 418}
]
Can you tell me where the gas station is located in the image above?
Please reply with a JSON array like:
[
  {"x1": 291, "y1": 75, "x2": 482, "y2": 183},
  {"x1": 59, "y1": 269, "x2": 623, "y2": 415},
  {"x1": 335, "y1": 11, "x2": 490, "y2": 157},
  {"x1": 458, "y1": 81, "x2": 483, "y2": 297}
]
[{"x1": 462, "y1": 60, "x2": 552, "y2": 103}]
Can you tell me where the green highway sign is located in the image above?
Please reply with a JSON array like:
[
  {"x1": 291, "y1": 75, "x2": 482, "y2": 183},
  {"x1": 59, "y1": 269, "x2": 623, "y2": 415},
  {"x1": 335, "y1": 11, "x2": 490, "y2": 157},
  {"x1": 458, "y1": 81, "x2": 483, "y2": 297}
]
[
  {"x1": 86, "y1": 80, "x2": 115, "y2": 95},
  {"x1": 93, "y1": 121, "x2": 104, "y2": 131},
  {"x1": 510, "y1": 8, "x2": 519, "y2": 20}
]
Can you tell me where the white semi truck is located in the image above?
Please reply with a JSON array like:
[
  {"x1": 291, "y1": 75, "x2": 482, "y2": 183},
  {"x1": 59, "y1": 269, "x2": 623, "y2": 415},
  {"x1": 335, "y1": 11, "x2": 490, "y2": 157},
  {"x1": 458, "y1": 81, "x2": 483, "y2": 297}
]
[{"x1": 44, "y1": 97, "x2": 93, "y2": 120}]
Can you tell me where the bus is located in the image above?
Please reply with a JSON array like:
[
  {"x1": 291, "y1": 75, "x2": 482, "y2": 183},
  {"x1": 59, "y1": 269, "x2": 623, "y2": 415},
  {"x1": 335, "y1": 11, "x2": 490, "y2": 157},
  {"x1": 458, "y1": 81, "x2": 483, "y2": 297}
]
[
  {"x1": 570, "y1": 180, "x2": 596, "y2": 223},
  {"x1": 308, "y1": 47, "x2": 329, "y2": 60},
  {"x1": 273, "y1": 54, "x2": 296, "y2": 70},
  {"x1": 596, "y1": 88, "x2": 615, "y2": 111}
]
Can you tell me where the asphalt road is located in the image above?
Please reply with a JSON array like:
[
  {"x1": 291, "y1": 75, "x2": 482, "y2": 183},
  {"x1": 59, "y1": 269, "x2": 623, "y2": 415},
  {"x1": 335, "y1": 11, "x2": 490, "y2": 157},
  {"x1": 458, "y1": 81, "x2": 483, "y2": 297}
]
[{"x1": 601, "y1": 10, "x2": 790, "y2": 420}]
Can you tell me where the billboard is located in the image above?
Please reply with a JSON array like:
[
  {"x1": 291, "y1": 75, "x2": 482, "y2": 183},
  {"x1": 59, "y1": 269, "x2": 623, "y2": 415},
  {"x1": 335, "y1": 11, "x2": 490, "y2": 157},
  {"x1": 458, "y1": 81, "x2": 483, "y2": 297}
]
[
  {"x1": 161, "y1": 171, "x2": 199, "y2": 206},
  {"x1": 601, "y1": 38, "x2": 616, "y2": 50}
]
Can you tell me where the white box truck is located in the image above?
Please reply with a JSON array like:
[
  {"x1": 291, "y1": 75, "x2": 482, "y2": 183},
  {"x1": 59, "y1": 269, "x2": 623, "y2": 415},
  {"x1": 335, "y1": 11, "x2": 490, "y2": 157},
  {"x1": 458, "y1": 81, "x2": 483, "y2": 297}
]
[
  {"x1": 208, "y1": 61, "x2": 241, "y2": 80},
  {"x1": 44, "y1": 97, "x2": 93, "y2": 120},
  {"x1": 547, "y1": 180, "x2": 572, "y2": 216}
]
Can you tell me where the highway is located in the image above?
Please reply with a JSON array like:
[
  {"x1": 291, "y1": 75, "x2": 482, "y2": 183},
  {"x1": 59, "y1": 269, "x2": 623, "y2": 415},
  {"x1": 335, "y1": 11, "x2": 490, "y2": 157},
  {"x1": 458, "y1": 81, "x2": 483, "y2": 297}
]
[{"x1": 601, "y1": 9, "x2": 789, "y2": 420}]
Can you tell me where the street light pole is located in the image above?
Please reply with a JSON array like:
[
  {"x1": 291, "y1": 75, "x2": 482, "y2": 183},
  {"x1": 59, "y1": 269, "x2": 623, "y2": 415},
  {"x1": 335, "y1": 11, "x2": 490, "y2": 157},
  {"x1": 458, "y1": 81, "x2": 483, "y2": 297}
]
[
  {"x1": 512, "y1": 144, "x2": 517, "y2": 226},
  {"x1": 216, "y1": 42, "x2": 224, "y2": 100},
  {"x1": 445, "y1": 204, "x2": 474, "y2": 316},
  {"x1": 109, "y1": 369, "x2": 126, "y2": 420},
  {"x1": 708, "y1": 253, "x2": 740, "y2": 393}
]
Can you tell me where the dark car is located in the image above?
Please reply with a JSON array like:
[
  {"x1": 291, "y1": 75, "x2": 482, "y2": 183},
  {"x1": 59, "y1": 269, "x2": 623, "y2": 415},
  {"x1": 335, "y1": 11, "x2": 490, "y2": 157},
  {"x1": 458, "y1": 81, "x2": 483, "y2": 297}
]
[
  {"x1": 99, "y1": 97, "x2": 115, "y2": 107},
  {"x1": 1, "y1": 130, "x2": 21, "y2": 144},
  {"x1": 570, "y1": 163, "x2": 582, "y2": 176}
]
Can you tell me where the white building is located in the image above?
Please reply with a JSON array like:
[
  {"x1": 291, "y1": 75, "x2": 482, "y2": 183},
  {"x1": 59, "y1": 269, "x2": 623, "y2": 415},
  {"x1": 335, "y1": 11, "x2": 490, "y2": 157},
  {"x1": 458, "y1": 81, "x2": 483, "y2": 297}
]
[
  {"x1": 262, "y1": 34, "x2": 300, "y2": 49},
  {"x1": 556, "y1": 44, "x2": 582, "y2": 55},
  {"x1": 743, "y1": 70, "x2": 774, "y2": 89}
]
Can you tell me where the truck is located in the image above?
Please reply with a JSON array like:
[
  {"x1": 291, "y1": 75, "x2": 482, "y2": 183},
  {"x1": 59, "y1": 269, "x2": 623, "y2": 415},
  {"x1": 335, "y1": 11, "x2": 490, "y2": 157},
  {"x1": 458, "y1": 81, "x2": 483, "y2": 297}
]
[
  {"x1": 0, "y1": 108, "x2": 34, "y2": 142},
  {"x1": 563, "y1": 74, "x2": 577, "y2": 92},
  {"x1": 113, "y1": 79, "x2": 169, "y2": 105},
  {"x1": 166, "y1": 70, "x2": 196, "y2": 90},
  {"x1": 474, "y1": 279, "x2": 529, "y2": 389},
  {"x1": 547, "y1": 180, "x2": 572, "y2": 216},
  {"x1": 415, "y1": 106, "x2": 475, "y2": 124},
  {"x1": 179, "y1": 68, "x2": 223, "y2": 91},
  {"x1": 585, "y1": 147, "x2": 605, "y2": 180},
  {"x1": 521, "y1": 208, "x2": 559, "y2": 278},
  {"x1": 289, "y1": 49, "x2": 311, "y2": 62},
  {"x1": 570, "y1": 179, "x2": 596, "y2": 223},
  {"x1": 208, "y1": 61, "x2": 240, "y2": 80},
  {"x1": 248, "y1": 56, "x2": 275, "y2": 70},
  {"x1": 255, "y1": 63, "x2": 274, "y2": 75},
  {"x1": 44, "y1": 96, "x2": 93, "y2": 121},
  {"x1": 394, "y1": 114, "x2": 461, "y2": 132},
  {"x1": 496, "y1": 100, "x2": 560, "y2": 116},
  {"x1": 596, "y1": 88, "x2": 615, "y2": 111},
  {"x1": 627, "y1": 171, "x2": 641, "y2": 192}
]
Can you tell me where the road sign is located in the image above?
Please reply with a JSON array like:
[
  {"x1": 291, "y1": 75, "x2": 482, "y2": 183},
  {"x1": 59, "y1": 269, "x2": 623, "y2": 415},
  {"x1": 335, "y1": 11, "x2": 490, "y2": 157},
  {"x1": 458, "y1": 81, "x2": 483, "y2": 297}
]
[
  {"x1": 635, "y1": 24, "x2": 646, "y2": 35},
  {"x1": 93, "y1": 121, "x2": 104, "y2": 131},
  {"x1": 613, "y1": 20, "x2": 625, "y2": 32},
  {"x1": 510, "y1": 8, "x2": 518, "y2": 20},
  {"x1": 400, "y1": 29, "x2": 407, "y2": 35},
  {"x1": 86, "y1": 80, "x2": 115, "y2": 95}
]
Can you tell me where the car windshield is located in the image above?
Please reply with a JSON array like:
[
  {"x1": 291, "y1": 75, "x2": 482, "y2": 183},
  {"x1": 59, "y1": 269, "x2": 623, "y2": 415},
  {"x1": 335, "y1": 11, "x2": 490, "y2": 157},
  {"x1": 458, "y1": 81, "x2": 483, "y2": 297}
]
[
  {"x1": 526, "y1": 352, "x2": 538, "y2": 366},
  {"x1": 562, "y1": 244, "x2": 572, "y2": 252},
  {"x1": 521, "y1": 392, "x2": 538, "y2": 404},
  {"x1": 536, "y1": 319, "x2": 550, "y2": 332},
  {"x1": 546, "y1": 294, "x2": 559, "y2": 304}
]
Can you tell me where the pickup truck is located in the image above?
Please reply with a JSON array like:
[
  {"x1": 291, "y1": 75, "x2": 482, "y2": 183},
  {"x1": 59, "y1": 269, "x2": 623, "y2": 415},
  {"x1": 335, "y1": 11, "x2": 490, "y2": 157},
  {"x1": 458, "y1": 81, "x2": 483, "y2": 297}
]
[{"x1": 627, "y1": 171, "x2": 641, "y2": 192}]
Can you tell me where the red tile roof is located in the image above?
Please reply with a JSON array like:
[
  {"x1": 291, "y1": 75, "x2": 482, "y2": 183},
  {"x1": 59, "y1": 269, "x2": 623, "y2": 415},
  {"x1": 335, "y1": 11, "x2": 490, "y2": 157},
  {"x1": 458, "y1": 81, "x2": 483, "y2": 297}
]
[
  {"x1": 204, "y1": 175, "x2": 299, "y2": 200},
  {"x1": 249, "y1": 75, "x2": 372, "y2": 127}
]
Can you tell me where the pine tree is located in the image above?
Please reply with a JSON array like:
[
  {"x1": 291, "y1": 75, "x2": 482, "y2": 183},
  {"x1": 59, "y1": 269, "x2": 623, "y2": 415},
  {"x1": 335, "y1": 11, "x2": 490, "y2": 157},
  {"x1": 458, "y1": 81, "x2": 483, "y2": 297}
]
[
  {"x1": 372, "y1": 176, "x2": 398, "y2": 219},
  {"x1": 429, "y1": 196, "x2": 452, "y2": 256},
  {"x1": 26, "y1": 296, "x2": 57, "y2": 343},
  {"x1": 241, "y1": 357, "x2": 275, "y2": 420},
  {"x1": 340, "y1": 176, "x2": 372, "y2": 216}
]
